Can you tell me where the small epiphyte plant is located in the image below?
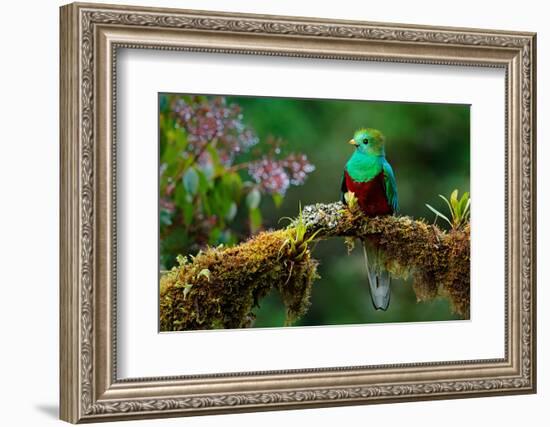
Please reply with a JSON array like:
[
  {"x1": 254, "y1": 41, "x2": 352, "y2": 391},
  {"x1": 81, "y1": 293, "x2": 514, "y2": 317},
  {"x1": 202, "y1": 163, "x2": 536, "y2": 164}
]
[
  {"x1": 425, "y1": 189, "x2": 470, "y2": 230},
  {"x1": 171, "y1": 254, "x2": 212, "y2": 300},
  {"x1": 343, "y1": 191, "x2": 360, "y2": 213},
  {"x1": 279, "y1": 203, "x2": 321, "y2": 262}
]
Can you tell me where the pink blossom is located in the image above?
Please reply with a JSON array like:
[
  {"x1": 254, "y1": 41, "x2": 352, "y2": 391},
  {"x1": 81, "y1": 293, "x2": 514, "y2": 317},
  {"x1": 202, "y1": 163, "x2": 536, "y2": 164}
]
[
  {"x1": 282, "y1": 153, "x2": 316, "y2": 185},
  {"x1": 248, "y1": 153, "x2": 314, "y2": 195},
  {"x1": 173, "y1": 96, "x2": 258, "y2": 166}
]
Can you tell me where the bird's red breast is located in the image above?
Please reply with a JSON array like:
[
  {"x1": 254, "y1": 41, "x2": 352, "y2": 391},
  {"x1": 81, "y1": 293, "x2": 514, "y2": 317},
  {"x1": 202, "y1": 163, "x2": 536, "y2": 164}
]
[{"x1": 344, "y1": 170, "x2": 393, "y2": 216}]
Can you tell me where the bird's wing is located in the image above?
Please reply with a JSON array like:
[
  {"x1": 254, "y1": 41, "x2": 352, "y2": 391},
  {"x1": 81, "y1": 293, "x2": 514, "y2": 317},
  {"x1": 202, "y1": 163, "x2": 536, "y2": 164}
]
[
  {"x1": 340, "y1": 171, "x2": 348, "y2": 204},
  {"x1": 382, "y1": 160, "x2": 399, "y2": 214}
]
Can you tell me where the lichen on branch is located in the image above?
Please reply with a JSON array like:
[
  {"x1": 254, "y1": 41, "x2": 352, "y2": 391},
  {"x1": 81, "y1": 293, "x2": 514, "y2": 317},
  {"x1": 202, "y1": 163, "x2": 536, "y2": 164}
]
[{"x1": 160, "y1": 202, "x2": 470, "y2": 331}]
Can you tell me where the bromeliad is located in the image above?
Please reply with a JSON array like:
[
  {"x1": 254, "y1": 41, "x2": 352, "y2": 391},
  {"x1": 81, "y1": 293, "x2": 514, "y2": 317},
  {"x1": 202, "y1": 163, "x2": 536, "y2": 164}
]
[{"x1": 341, "y1": 128, "x2": 399, "y2": 311}]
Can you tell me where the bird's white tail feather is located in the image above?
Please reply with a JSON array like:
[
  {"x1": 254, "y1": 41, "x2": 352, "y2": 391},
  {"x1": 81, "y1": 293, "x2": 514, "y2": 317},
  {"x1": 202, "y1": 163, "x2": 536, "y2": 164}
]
[{"x1": 362, "y1": 241, "x2": 391, "y2": 311}]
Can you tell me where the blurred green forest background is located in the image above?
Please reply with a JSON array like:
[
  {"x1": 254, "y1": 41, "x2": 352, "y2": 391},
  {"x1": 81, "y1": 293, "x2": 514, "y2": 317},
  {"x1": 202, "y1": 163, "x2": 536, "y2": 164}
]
[{"x1": 159, "y1": 93, "x2": 470, "y2": 328}]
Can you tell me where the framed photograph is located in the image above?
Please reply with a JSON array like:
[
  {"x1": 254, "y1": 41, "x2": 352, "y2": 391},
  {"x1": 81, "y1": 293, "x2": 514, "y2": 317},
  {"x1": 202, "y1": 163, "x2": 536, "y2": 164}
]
[{"x1": 60, "y1": 2, "x2": 536, "y2": 423}]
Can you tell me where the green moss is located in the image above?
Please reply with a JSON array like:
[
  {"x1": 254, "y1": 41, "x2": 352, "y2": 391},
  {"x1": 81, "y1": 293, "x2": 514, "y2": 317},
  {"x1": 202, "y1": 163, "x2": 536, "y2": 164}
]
[
  {"x1": 160, "y1": 202, "x2": 471, "y2": 331},
  {"x1": 160, "y1": 229, "x2": 318, "y2": 331}
]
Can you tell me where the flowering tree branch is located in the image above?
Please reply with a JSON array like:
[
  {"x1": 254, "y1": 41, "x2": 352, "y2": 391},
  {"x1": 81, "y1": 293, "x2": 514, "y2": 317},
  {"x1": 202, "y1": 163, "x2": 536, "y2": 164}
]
[{"x1": 159, "y1": 95, "x2": 316, "y2": 267}]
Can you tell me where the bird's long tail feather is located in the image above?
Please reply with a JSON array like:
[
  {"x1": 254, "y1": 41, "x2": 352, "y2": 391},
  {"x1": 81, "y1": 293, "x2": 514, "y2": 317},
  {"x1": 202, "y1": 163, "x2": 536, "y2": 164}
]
[{"x1": 362, "y1": 240, "x2": 391, "y2": 311}]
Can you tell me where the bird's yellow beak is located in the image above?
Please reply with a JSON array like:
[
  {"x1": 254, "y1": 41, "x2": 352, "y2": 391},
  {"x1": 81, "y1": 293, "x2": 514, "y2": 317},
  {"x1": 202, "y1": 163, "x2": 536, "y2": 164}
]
[{"x1": 348, "y1": 138, "x2": 358, "y2": 146}]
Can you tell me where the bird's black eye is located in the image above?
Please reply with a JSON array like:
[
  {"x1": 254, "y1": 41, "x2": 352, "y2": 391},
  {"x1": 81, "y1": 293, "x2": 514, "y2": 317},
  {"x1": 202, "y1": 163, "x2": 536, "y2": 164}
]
[{"x1": 363, "y1": 138, "x2": 369, "y2": 145}]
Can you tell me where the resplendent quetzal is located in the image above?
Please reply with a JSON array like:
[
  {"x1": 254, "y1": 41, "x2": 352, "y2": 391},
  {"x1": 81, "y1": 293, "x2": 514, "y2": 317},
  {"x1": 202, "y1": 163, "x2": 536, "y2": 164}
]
[{"x1": 341, "y1": 128, "x2": 399, "y2": 311}]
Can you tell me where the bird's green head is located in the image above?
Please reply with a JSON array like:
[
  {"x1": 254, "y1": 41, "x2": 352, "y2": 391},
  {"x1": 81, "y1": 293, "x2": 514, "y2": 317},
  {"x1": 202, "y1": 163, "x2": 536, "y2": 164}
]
[{"x1": 348, "y1": 128, "x2": 386, "y2": 156}]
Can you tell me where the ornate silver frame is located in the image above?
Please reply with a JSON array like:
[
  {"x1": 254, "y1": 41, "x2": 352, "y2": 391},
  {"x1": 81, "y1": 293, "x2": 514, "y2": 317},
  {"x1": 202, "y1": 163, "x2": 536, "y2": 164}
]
[{"x1": 60, "y1": 2, "x2": 536, "y2": 423}]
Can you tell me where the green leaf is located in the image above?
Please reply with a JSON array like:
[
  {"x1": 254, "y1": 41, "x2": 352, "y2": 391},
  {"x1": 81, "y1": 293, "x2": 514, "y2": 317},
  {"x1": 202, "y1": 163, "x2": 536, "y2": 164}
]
[
  {"x1": 246, "y1": 188, "x2": 261, "y2": 210},
  {"x1": 450, "y1": 189, "x2": 459, "y2": 205},
  {"x1": 161, "y1": 128, "x2": 188, "y2": 164},
  {"x1": 159, "y1": 209, "x2": 172, "y2": 227},
  {"x1": 463, "y1": 198, "x2": 471, "y2": 218},
  {"x1": 201, "y1": 196, "x2": 212, "y2": 217},
  {"x1": 221, "y1": 173, "x2": 243, "y2": 200},
  {"x1": 426, "y1": 203, "x2": 452, "y2": 226},
  {"x1": 438, "y1": 194, "x2": 456, "y2": 222},
  {"x1": 249, "y1": 207, "x2": 262, "y2": 233},
  {"x1": 182, "y1": 202, "x2": 194, "y2": 226},
  {"x1": 220, "y1": 230, "x2": 236, "y2": 246},
  {"x1": 206, "y1": 145, "x2": 222, "y2": 168},
  {"x1": 208, "y1": 227, "x2": 222, "y2": 246},
  {"x1": 183, "y1": 168, "x2": 199, "y2": 195},
  {"x1": 200, "y1": 162, "x2": 215, "y2": 180},
  {"x1": 225, "y1": 202, "x2": 238, "y2": 222},
  {"x1": 305, "y1": 228, "x2": 323, "y2": 244},
  {"x1": 272, "y1": 193, "x2": 284, "y2": 208},
  {"x1": 196, "y1": 168, "x2": 211, "y2": 194},
  {"x1": 458, "y1": 192, "x2": 470, "y2": 218},
  {"x1": 173, "y1": 184, "x2": 187, "y2": 209},
  {"x1": 296, "y1": 222, "x2": 306, "y2": 242},
  {"x1": 211, "y1": 183, "x2": 232, "y2": 221},
  {"x1": 449, "y1": 189, "x2": 459, "y2": 220}
]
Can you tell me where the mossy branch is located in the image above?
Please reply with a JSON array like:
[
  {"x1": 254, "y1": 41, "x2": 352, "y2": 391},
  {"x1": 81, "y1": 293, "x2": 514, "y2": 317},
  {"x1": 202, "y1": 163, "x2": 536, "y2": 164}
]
[{"x1": 160, "y1": 201, "x2": 469, "y2": 331}]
